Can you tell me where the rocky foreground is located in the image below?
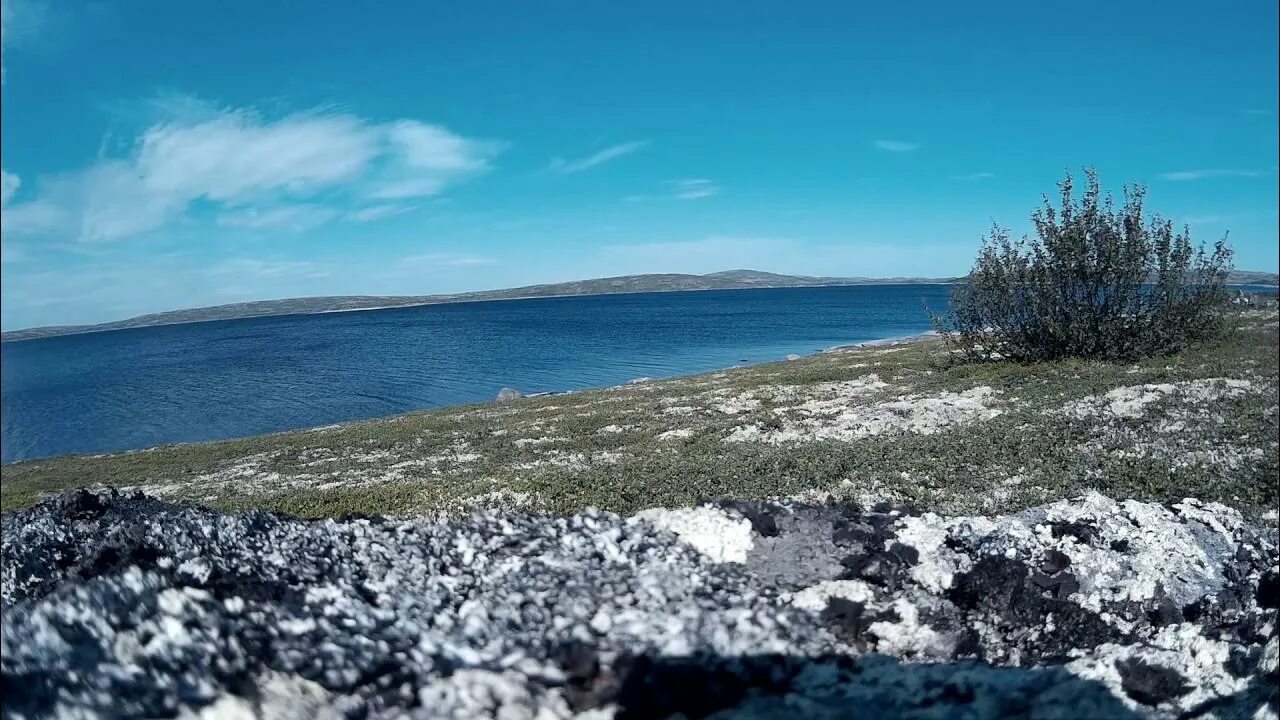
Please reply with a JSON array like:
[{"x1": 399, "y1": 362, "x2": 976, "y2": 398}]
[{"x1": 2, "y1": 490, "x2": 1278, "y2": 719}]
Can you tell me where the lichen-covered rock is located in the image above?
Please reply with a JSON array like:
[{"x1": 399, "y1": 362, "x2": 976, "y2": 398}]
[{"x1": 2, "y1": 489, "x2": 1276, "y2": 719}]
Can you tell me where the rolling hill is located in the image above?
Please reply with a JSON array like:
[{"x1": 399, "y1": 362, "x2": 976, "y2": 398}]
[{"x1": 3, "y1": 267, "x2": 1274, "y2": 342}]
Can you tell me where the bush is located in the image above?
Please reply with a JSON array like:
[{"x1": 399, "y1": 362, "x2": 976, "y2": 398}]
[{"x1": 935, "y1": 169, "x2": 1234, "y2": 362}]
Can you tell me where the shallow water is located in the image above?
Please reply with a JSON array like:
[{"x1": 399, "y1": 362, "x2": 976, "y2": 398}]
[{"x1": 3, "y1": 284, "x2": 954, "y2": 462}]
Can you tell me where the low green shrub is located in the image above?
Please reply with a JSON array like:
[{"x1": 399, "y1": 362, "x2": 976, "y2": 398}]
[{"x1": 937, "y1": 169, "x2": 1233, "y2": 362}]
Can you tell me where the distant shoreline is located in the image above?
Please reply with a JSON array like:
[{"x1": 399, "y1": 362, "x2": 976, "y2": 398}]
[
  {"x1": 4, "y1": 270, "x2": 1276, "y2": 343},
  {"x1": 1, "y1": 278, "x2": 960, "y2": 343}
]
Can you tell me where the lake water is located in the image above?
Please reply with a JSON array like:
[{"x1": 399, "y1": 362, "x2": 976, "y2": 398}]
[{"x1": 1, "y1": 285, "x2": 956, "y2": 462}]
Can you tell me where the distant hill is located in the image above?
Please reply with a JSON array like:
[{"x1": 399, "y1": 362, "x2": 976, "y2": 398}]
[
  {"x1": 3, "y1": 267, "x2": 1274, "y2": 342},
  {"x1": 1227, "y1": 270, "x2": 1280, "y2": 286},
  {"x1": 1, "y1": 270, "x2": 958, "y2": 342}
]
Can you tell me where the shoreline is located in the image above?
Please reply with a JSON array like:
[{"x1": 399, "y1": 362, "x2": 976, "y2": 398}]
[
  {"x1": 2, "y1": 309, "x2": 1275, "y2": 520},
  {"x1": 2, "y1": 328, "x2": 945, "y2": 467},
  {"x1": 825, "y1": 329, "x2": 941, "y2": 351}
]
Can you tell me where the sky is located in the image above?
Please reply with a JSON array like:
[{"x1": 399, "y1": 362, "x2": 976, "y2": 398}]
[{"x1": 1, "y1": 0, "x2": 1277, "y2": 330}]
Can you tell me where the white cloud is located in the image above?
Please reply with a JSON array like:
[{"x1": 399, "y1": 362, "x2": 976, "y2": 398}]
[
  {"x1": 2, "y1": 98, "x2": 501, "y2": 242},
  {"x1": 873, "y1": 140, "x2": 921, "y2": 153},
  {"x1": 399, "y1": 252, "x2": 495, "y2": 268},
  {"x1": 2, "y1": 0, "x2": 15, "y2": 82},
  {"x1": 136, "y1": 111, "x2": 380, "y2": 203},
  {"x1": 346, "y1": 204, "x2": 417, "y2": 223},
  {"x1": 207, "y1": 258, "x2": 330, "y2": 279},
  {"x1": 549, "y1": 141, "x2": 647, "y2": 174},
  {"x1": 0, "y1": 168, "x2": 25, "y2": 263},
  {"x1": 0, "y1": 0, "x2": 9, "y2": 54},
  {"x1": 217, "y1": 205, "x2": 339, "y2": 231},
  {"x1": 1157, "y1": 169, "x2": 1271, "y2": 181},
  {"x1": 389, "y1": 120, "x2": 497, "y2": 172},
  {"x1": 0, "y1": 196, "x2": 67, "y2": 235},
  {"x1": 0, "y1": 0, "x2": 48, "y2": 82},
  {"x1": 669, "y1": 178, "x2": 720, "y2": 200},
  {"x1": 952, "y1": 172, "x2": 995, "y2": 181},
  {"x1": 365, "y1": 177, "x2": 450, "y2": 200},
  {"x1": 0, "y1": 169, "x2": 18, "y2": 205},
  {"x1": 0, "y1": 242, "x2": 24, "y2": 264}
]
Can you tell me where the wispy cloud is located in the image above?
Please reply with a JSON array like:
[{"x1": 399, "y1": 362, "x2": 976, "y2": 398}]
[
  {"x1": 873, "y1": 139, "x2": 921, "y2": 153},
  {"x1": 217, "y1": 204, "x2": 338, "y2": 231},
  {"x1": 346, "y1": 204, "x2": 417, "y2": 223},
  {"x1": 207, "y1": 258, "x2": 330, "y2": 280},
  {"x1": 548, "y1": 141, "x2": 647, "y2": 174},
  {"x1": 0, "y1": 0, "x2": 9, "y2": 71},
  {"x1": 399, "y1": 252, "x2": 495, "y2": 268},
  {"x1": 1157, "y1": 168, "x2": 1271, "y2": 181},
  {"x1": 669, "y1": 178, "x2": 720, "y2": 200},
  {"x1": 0, "y1": 196, "x2": 65, "y2": 235},
  {"x1": 0, "y1": 168, "x2": 18, "y2": 205},
  {"x1": 0, "y1": 167, "x2": 24, "y2": 263},
  {"x1": 0, "y1": 95, "x2": 501, "y2": 242},
  {"x1": 205, "y1": 258, "x2": 333, "y2": 301},
  {"x1": 952, "y1": 172, "x2": 995, "y2": 181},
  {"x1": 0, "y1": 0, "x2": 47, "y2": 82}
]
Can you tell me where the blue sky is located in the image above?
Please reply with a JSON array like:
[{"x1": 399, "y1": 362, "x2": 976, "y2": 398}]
[{"x1": 1, "y1": 0, "x2": 1276, "y2": 330}]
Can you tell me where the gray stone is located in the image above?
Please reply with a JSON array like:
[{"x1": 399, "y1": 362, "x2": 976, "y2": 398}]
[{"x1": 2, "y1": 489, "x2": 1276, "y2": 719}]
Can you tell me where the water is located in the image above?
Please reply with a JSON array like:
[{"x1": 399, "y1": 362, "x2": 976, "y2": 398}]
[{"x1": 2, "y1": 284, "x2": 939, "y2": 462}]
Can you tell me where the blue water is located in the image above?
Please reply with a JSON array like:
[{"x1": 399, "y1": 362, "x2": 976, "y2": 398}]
[
  {"x1": 0, "y1": 284, "x2": 934, "y2": 461},
  {"x1": 4, "y1": 283, "x2": 1275, "y2": 463}
]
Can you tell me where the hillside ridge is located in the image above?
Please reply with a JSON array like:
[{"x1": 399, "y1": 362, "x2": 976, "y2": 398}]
[{"x1": 0, "y1": 269, "x2": 957, "y2": 341}]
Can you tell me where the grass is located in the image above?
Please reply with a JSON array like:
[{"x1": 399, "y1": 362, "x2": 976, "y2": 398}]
[{"x1": 3, "y1": 310, "x2": 1276, "y2": 520}]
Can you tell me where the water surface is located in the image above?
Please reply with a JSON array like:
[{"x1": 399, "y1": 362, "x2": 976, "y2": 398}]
[{"x1": 3, "y1": 284, "x2": 955, "y2": 462}]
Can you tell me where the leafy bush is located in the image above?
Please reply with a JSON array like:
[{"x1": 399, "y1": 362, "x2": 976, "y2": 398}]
[{"x1": 935, "y1": 170, "x2": 1234, "y2": 362}]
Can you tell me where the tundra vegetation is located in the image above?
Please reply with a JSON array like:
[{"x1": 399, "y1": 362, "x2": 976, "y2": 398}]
[{"x1": 3, "y1": 308, "x2": 1275, "y2": 522}]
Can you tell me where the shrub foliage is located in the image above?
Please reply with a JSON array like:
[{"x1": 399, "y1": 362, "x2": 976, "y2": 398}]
[{"x1": 936, "y1": 170, "x2": 1234, "y2": 362}]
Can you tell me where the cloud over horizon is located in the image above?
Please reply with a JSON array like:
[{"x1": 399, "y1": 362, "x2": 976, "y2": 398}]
[
  {"x1": 1, "y1": 97, "x2": 501, "y2": 243},
  {"x1": 1157, "y1": 168, "x2": 1272, "y2": 181}
]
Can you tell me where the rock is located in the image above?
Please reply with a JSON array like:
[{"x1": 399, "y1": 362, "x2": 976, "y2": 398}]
[
  {"x1": 1257, "y1": 570, "x2": 1280, "y2": 609},
  {"x1": 2, "y1": 490, "x2": 1276, "y2": 719},
  {"x1": 1148, "y1": 597, "x2": 1183, "y2": 627},
  {"x1": 1050, "y1": 520, "x2": 1099, "y2": 545},
  {"x1": 495, "y1": 387, "x2": 523, "y2": 402},
  {"x1": 1040, "y1": 548, "x2": 1072, "y2": 575},
  {"x1": 1115, "y1": 658, "x2": 1191, "y2": 707}
]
